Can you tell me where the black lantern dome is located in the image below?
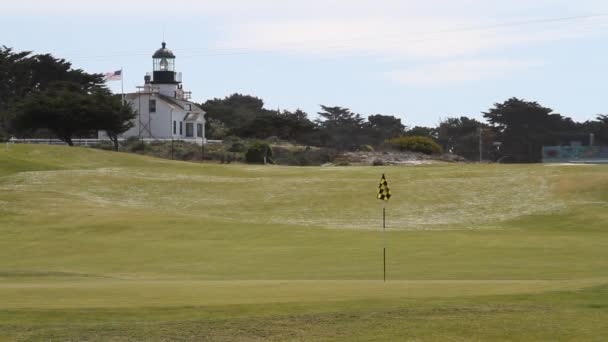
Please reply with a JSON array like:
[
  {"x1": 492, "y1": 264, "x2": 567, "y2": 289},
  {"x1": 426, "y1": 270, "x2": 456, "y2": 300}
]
[
  {"x1": 152, "y1": 42, "x2": 178, "y2": 84},
  {"x1": 153, "y1": 42, "x2": 176, "y2": 59}
]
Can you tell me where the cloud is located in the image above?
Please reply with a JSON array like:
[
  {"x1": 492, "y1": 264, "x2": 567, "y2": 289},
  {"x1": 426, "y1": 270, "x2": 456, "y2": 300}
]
[
  {"x1": 4, "y1": 0, "x2": 608, "y2": 16},
  {"x1": 386, "y1": 59, "x2": 538, "y2": 86},
  {"x1": 4, "y1": 0, "x2": 607, "y2": 85},
  {"x1": 218, "y1": 13, "x2": 608, "y2": 59}
]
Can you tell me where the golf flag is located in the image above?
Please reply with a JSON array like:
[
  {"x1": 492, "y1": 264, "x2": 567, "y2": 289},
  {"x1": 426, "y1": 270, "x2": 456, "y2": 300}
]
[{"x1": 377, "y1": 174, "x2": 391, "y2": 201}]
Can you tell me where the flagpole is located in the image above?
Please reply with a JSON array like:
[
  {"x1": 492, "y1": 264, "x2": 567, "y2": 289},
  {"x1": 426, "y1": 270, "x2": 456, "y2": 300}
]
[
  {"x1": 383, "y1": 206, "x2": 386, "y2": 283},
  {"x1": 121, "y1": 67, "x2": 125, "y2": 105}
]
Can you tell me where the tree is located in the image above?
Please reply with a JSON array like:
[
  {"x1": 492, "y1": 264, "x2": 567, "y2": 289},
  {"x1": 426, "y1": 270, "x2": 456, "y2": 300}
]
[
  {"x1": 0, "y1": 46, "x2": 102, "y2": 109},
  {"x1": 405, "y1": 126, "x2": 438, "y2": 140},
  {"x1": 1, "y1": 46, "x2": 104, "y2": 138},
  {"x1": 206, "y1": 118, "x2": 228, "y2": 140},
  {"x1": 589, "y1": 115, "x2": 608, "y2": 145},
  {"x1": 13, "y1": 82, "x2": 134, "y2": 147},
  {"x1": 483, "y1": 98, "x2": 569, "y2": 163},
  {"x1": 98, "y1": 96, "x2": 136, "y2": 151},
  {"x1": 316, "y1": 105, "x2": 366, "y2": 150},
  {"x1": 596, "y1": 115, "x2": 608, "y2": 144},
  {"x1": 437, "y1": 117, "x2": 489, "y2": 160},
  {"x1": 276, "y1": 109, "x2": 317, "y2": 144},
  {"x1": 200, "y1": 94, "x2": 267, "y2": 135},
  {"x1": 366, "y1": 114, "x2": 406, "y2": 146},
  {"x1": 0, "y1": 47, "x2": 31, "y2": 130}
]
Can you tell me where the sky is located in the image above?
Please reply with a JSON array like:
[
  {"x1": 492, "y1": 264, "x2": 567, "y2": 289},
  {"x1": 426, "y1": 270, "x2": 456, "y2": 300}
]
[{"x1": 2, "y1": 0, "x2": 608, "y2": 126}]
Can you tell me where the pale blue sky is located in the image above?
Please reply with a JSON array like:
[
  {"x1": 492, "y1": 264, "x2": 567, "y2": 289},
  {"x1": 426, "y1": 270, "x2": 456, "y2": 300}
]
[{"x1": 2, "y1": 0, "x2": 608, "y2": 126}]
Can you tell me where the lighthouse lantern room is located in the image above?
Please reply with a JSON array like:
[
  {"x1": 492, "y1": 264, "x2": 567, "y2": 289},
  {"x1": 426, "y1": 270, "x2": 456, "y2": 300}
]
[{"x1": 152, "y1": 42, "x2": 177, "y2": 84}]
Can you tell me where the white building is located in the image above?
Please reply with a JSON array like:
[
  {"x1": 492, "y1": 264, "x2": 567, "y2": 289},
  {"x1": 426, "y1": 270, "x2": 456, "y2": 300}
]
[{"x1": 101, "y1": 42, "x2": 206, "y2": 143}]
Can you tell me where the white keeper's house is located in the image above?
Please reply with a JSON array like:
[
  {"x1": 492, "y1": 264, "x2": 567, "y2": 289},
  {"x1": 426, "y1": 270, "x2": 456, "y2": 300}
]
[{"x1": 100, "y1": 42, "x2": 206, "y2": 144}]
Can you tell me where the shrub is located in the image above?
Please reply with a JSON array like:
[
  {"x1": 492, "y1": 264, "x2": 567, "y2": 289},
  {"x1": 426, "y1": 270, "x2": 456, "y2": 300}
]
[
  {"x1": 245, "y1": 141, "x2": 273, "y2": 164},
  {"x1": 372, "y1": 158, "x2": 385, "y2": 166},
  {"x1": 123, "y1": 137, "x2": 146, "y2": 153},
  {"x1": 359, "y1": 144, "x2": 374, "y2": 152},
  {"x1": 124, "y1": 136, "x2": 140, "y2": 144},
  {"x1": 385, "y1": 136, "x2": 442, "y2": 155},
  {"x1": 228, "y1": 140, "x2": 247, "y2": 153},
  {"x1": 94, "y1": 141, "x2": 115, "y2": 151},
  {"x1": 292, "y1": 151, "x2": 314, "y2": 166},
  {"x1": 265, "y1": 136, "x2": 282, "y2": 144},
  {"x1": 206, "y1": 118, "x2": 228, "y2": 139},
  {"x1": 223, "y1": 135, "x2": 242, "y2": 145},
  {"x1": 334, "y1": 159, "x2": 351, "y2": 166}
]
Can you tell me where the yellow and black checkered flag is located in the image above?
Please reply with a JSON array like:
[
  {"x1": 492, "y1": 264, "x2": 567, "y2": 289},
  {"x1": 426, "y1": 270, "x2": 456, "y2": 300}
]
[{"x1": 377, "y1": 174, "x2": 391, "y2": 201}]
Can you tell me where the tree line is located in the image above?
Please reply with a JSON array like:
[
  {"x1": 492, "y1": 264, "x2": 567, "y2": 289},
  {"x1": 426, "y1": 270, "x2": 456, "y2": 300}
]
[
  {"x1": 201, "y1": 94, "x2": 608, "y2": 163},
  {"x1": 1, "y1": 46, "x2": 607, "y2": 163}
]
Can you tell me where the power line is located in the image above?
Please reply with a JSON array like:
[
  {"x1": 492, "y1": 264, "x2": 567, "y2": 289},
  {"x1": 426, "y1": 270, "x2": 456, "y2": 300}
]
[
  {"x1": 424, "y1": 13, "x2": 608, "y2": 35},
  {"x1": 63, "y1": 13, "x2": 608, "y2": 61}
]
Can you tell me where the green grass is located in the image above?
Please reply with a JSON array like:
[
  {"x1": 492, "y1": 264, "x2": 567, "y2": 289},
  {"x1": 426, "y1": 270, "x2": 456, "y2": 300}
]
[{"x1": 0, "y1": 144, "x2": 607, "y2": 341}]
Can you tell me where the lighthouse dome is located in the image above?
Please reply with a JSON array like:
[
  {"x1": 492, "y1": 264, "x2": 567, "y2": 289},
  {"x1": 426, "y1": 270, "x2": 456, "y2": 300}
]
[{"x1": 153, "y1": 42, "x2": 175, "y2": 59}]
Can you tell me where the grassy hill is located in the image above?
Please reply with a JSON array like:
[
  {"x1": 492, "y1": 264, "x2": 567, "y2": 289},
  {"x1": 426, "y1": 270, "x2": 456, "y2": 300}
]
[{"x1": 1, "y1": 144, "x2": 607, "y2": 341}]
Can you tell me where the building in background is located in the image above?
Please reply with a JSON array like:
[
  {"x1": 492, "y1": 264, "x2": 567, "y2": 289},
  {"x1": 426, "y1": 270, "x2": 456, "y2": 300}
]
[
  {"x1": 543, "y1": 133, "x2": 608, "y2": 164},
  {"x1": 100, "y1": 42, "x2": 206, "y2": 144}
]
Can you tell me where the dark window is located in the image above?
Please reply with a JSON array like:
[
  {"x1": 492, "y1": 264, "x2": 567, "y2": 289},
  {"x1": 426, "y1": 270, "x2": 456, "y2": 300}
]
[
  {"x1": 179, "y1": 122, "x2": 183, "y2": 135},
  {"x1": 149, "y1": 99, "x2": 156, "y2": 113},
  {"x1": 197, "y1": 123, "x2": 203, "y2": 138},
  {"x1": 186, "y1": 123, "x2": 194, "y2": 137},
  {"x1": 173, "y1": 121, "x2": 176, "y2": 134}
]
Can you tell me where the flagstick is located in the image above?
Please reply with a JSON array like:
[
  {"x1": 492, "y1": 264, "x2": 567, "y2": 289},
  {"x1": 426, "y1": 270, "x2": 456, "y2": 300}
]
[{"x1": 383, "y1": 206, "x2": 386, "y2": 283}]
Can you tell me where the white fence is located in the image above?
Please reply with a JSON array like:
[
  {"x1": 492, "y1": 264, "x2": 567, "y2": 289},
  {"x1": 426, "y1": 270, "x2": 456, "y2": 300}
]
[{"x1": 8, "y1": 138, "x2": 223, "y2": 146}]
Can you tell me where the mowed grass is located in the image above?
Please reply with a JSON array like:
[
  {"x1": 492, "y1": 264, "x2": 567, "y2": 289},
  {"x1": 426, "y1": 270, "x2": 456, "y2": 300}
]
[{"x1": 0, "y1": 144, "x2": 607, "y2": 341}]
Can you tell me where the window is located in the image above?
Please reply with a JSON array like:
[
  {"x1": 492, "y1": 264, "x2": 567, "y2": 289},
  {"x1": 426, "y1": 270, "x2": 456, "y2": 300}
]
[
  {"x1": 185, "y1": 104, "x2": 192, "y2": 111},
  {"x1": 186, "y1": 123, "x2": 194, "y2": 137},
  {"x1": 173, "y1": 121, "x2": 176, "y2": 135},
  {"x1": 149, "y1": 99, "x2": 156, "y2": 113},
  {"x1": 197, "y1": 123, "x2": 203, "y2": 138},
  {"x1": 179, "y1": 121, "x2": 183, "y2": 135},
  {"x1": 159, "y1": 58, "x2": 168, "y2": 71}
]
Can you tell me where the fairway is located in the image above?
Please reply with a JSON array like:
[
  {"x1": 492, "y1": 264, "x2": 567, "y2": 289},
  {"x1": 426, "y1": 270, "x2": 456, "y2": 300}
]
[{"x1": 1, "y1": 144, "x2": 607, "y2": 341}]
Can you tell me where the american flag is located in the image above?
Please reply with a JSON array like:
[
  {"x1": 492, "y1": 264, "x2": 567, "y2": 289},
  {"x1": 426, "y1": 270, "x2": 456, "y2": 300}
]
[{"x1": 104, "y1": 69, "x2": 122, "y2": 81}]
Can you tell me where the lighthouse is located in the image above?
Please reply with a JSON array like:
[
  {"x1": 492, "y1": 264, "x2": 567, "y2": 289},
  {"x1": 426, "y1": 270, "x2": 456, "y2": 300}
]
[{"x1": 101, "y1": 42, "x2": 206, "y2": 143}]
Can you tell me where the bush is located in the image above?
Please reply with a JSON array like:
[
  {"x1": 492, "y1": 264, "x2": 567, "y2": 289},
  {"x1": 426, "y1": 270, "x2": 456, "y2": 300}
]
[
  {"x1": 206, "y1": 118, "x2": 228, "y2": 140},
  {"x1": 359, "y1": 144, "x2": 374, "y2": 152},
  {"x1": 372, "y1": 158, "x2": 385, "y2": 166},
  {"x1": 265, "y1": 136, "x2": 282, "y2": 144},
  {"x1": 123, "y1": 137, "x2": 146, "y2": 152},
  {"x1": 245, "y1": 141, "x2": 273, "y2": 164},
  {"x1": 94, "y1": 141, "x2": 115, "y2": 151},
  {"x1": 223, "y1": 135, "x2": 242, "y2": 145},
  {"x1": 228, "y1": 140, "x2": 247, "y2": 153},
  {"x1": 334, "y1": 159, "x2": 351, "y2": 166},
  {"x1": 292, "y1": 151, "x2": 314, "y2": 166},
  {"x1": 385, "y1": 136, "x2": 442, "y2": 155}
]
